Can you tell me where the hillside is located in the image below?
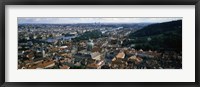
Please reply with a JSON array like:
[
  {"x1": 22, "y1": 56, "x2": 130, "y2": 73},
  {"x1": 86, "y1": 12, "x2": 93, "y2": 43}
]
[
  {"x1": 124, "y1": 20, "x2": 182, "y2": 52},
  {"x1": 129, "y1": 20, "x2": 182, "y2": 37}
]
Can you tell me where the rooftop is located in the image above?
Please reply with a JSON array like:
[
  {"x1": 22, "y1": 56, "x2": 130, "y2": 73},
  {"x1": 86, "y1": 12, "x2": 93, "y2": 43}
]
[{"x1": 116, "y1": 52, "x2": 125, "y2": 59}]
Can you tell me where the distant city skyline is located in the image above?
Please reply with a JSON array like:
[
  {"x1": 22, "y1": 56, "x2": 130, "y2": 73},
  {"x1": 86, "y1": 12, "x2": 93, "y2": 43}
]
[{"x1": 18, "y1": 17, "x2": 182, "y2": 24}]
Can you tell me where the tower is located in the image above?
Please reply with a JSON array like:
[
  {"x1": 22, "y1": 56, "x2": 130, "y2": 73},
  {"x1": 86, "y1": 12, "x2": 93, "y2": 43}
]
[
  {"x1": 42, "y1": 49, "x2": 46, "y2": 58},
  {"x1": 87, "y1": 39, "x2": 94, "y2": 51}
]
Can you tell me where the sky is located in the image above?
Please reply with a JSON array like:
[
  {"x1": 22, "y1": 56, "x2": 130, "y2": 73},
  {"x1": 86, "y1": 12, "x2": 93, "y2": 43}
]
[{"x1": 18, "y1": 18, "x2": 182, "y2": 24}]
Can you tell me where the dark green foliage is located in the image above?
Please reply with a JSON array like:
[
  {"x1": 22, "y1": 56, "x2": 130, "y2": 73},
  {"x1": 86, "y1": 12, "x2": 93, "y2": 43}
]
[
  {"x1": 125, "y1": 20, "x2": 182, "y2": 52},
  {"x1": 72, "y1": 30, "x2": 103, "y2": 42},
  {"x1": 64, "y1": 33, "x2": 75, "y2": 37},
  {"x1": 130, "y1": 20, "x2": 182, "y2": 37}
]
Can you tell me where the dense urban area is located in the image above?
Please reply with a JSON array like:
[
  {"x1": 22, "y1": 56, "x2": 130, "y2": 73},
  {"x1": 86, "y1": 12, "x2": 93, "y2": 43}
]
[{"x1": 18, "y1": 20, "x2": 182, "y2": 69}]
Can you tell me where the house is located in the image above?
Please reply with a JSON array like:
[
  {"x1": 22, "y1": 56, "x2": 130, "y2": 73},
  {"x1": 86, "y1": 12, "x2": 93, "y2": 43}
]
[{"x1": 111, "y1": 51, "x2": 127, "y2": 69}]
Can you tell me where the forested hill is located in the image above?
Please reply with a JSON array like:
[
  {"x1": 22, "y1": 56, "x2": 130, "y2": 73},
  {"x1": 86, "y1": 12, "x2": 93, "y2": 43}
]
[
  {"x1": 124, "y1": 20, "x2": 182, "y2": 52},
  {"x1": 129, "y1": 20, "x2": 182, "y2": 37}
]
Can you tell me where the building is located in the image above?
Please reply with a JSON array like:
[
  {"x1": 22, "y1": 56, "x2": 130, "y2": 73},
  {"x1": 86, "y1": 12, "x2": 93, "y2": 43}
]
[
  {"x1": 74, "y1": 52, "x2": 102, "y2": 62},
  {"x1": 87, "y1": 39, "x2": 94, "y2": 51},
  {"x1": 128, "y1": 55, "x2": 143, "y2": 65},
  {"x1": 22, "y1": 59, "x2": 55, "y2": 69},
  {"x1": 90, "y1": 52, "x2": 101, "y2": 60},
  {"x1": 111, "y1": 51, "x2": 127, "y2": 69},
  {"x1": 86, "y1": 60, "x2": 104, "y2": 69},
  {"x1": 60, "y1": 65, "x2": 70, "y2": 69}
]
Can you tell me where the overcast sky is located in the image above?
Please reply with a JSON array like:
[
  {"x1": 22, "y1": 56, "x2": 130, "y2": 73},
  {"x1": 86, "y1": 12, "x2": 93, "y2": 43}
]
[{"x1": 18, "y1": 18, "x2": 182, "y2": 24}]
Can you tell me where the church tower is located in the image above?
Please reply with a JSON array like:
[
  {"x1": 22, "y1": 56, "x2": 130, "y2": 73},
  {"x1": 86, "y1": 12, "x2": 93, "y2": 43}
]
[{"x1": 87, "y1": 39, "x2": 94, "y2": 51}]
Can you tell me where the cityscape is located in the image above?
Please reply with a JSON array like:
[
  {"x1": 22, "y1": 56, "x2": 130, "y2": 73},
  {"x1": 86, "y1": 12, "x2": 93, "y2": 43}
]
[{"x1": 18, "y1": 18, "x2": 182, "y2": 69}]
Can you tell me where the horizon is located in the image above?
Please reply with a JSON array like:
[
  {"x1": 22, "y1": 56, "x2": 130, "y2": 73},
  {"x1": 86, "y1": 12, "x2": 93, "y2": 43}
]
[{"x1": 18, "y1": 18, "x2": 182, "y2": 24}]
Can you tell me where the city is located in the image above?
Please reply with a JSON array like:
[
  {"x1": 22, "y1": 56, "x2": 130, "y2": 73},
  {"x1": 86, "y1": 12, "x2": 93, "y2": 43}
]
[{"x1": 18, "y1": 18, "x2": 182, "y2": 69}]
